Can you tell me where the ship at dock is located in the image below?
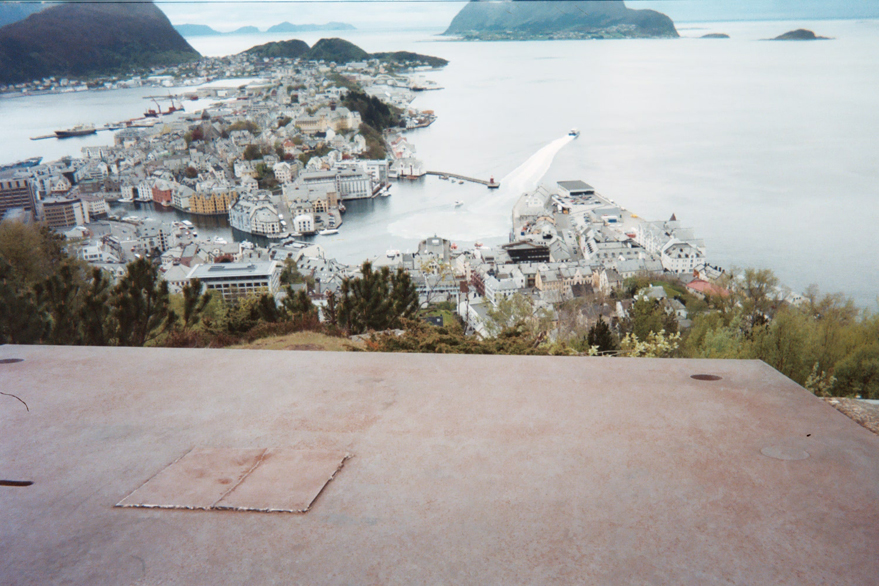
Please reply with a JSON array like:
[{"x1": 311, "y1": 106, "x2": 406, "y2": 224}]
[
  {"x1": 54, "y1": 124, "x2": 97, "y2": 138},
  {"x1": 0, "y1": 156, "x2": 43, "y2": 172}
]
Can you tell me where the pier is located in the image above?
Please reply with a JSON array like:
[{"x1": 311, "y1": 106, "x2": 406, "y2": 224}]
[{"x1": 426, "y1": 170, "x2": 500, "y2": 188}]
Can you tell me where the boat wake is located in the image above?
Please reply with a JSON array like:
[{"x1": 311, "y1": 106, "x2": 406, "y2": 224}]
[{"x1": 387, "y1": 134, "x2": 574, "y2": 242}]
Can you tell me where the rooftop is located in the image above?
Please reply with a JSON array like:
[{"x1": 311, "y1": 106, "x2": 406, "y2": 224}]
[
  {"x1": 187, "y1": 261, "x2": 277, "y2": 280},
  {"x1": 1, "y1": 346, "x2": 877, "y2": 584}
]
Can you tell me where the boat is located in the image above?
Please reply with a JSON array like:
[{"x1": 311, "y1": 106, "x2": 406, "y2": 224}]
[
  {"x1": 54, "y1": 124, "x2": 97, "y2": 138},
  {"x1": 0, "y1": 156, "x2": 42, "y2": 172},
  {"x1": 568, "y1": 128, "x2": 580, "y2": 138},
  {"x1": 386, "y1": 249, "x2": 400, "y2": 257},
  {"x1": 318, "y1": 229, "x2": 339, "y2": 236},
  {"x1": 454, "y1": 201, "x2": 464, "y2": 207},
  {"x1": 338, "y1": 203, "x2": 346, "y2": 213},
  {"x1": 458, "y1": 180, "x2": 464, "y2": 185}
]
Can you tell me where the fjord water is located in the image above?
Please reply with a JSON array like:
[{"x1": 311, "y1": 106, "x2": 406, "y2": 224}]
[{"x1": 2, "y1": 19, "x2": 878, "y2": 306}]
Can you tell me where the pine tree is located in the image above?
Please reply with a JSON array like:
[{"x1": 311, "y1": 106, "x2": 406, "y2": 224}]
[
  {"x1": 34, "y1": 262, "x2": 82, "y2": 345},
  {"x1": 586, "y1": 318, "x2": 617, "y2": 354},
  {"x1": 324, "y1": 290, "x2": 338, "y2": 326},
  {"x1": 389, "y1": 268, "x2": 419, "y2": 326},
  {"x1": 0, "y1": 257, "x2": 49, "y2": 344},
  {"x1": 338, "y1": 261, "x2": 392, "y2": 334},
  {"x1": 112, "y1": 257, "x2": 173, "y2": 346},
  {"x1": 282, "y1": 286, "x2": 316, "y2": 319},
  {"x1": 256, "y1": 293, "x2": 281, "y2": 323},
  {"x1": 79, "y1": 268, "x2": 113, "y2": 346},
  {"x1": 181, "y1": 278, "x2": 211, "y2": 329}
]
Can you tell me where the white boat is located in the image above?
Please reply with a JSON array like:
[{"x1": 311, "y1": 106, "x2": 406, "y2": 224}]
[
  {"x1": 386, "y1": 249, "x2": 400, "y2": 257},
  {"x1": 568, "y1": 128, "x2": 580, "y2": 138},
  {"x1": 318, "y1": 229, "x2": 339, "y2": 236},
  {"x1": 455, "y1": 200, "x2": 464, "y2": 207}
]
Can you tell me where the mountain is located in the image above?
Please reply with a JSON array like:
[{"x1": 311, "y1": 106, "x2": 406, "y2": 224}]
[
  {"x1": 174, "y1": 24, "x2": 222, "y2": 37},
  {"x1": 244, "y1": 39, "x2": 310, "y2": 59},
  {"x1": 242, "y1": 38, "x2": 448, "y2": 67},
  {"x1": 0, "y1": 0, "x2": 200, "y2": 85},
  {"x1": 444, "y1": 0, "x2": 678, "y2": 39},
  {"x1": 266, "y1": 21, "x2": 356, "y2": 33},
  {"x1": 231, "y1": 26, "x2": 261, "y2": 35}
]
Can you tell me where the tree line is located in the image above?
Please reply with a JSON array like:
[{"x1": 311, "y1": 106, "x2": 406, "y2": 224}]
[
  {"x1": 2, "y1": 220, "x2": 876, "y2": 398},
  {"x1": 0, "y1": 220, "x2": 420, "y2": 348}
]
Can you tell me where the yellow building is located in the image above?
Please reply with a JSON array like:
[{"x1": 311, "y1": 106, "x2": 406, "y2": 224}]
[{"x1": 189, "y1": 191, "x2": 237, "y2": 215}]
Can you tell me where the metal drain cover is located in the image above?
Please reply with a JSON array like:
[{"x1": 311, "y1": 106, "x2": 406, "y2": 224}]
[{"x1": 761, "y1": 446, "x2": 809, "y2": 461}]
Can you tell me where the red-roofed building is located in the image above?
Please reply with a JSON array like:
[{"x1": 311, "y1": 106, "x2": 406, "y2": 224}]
[{"x1": 687, "y1": 279, "x2": 730, "y2": 298}]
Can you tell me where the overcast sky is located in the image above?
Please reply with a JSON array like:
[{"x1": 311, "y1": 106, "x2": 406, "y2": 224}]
[{"x1": 154, "y1": 1, "x2": 879, "y2": 32}]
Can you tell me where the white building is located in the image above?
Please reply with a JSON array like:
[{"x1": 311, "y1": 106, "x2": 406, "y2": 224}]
[
  {"x1": 293, "y1": 213, "x2": 315, "y2": 235},
  {"x1": 186, "y1": 261, "x2": 281, "y2": 301},
  {"x1": 297, "y1": 169, "x2": 373, "y2": 201},
  {"x1": 273, "y1": 161, "x2": 294, "y2": 184},
  {"x1": 229, "y1": 193, "x2": 283, "y2": 237}
]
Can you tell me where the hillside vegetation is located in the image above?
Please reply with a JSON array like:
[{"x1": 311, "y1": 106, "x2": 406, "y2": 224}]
[{"x1": 3, "y1": 221, "x2": 875, "y2": 399}]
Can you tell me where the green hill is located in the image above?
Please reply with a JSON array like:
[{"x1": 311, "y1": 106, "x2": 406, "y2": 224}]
[
  {"x1": 245, "y1": 39, "x2": 310, "y2": 59},
  {"x1": 0, "y1": 0, "x2": 200, "y2": 85},
  {"x1": 305, "y1": 38, "x2": 370, "y2": 64},
  {"x1": 444, "y1": 0, "x2": 678, "y2": 39}
]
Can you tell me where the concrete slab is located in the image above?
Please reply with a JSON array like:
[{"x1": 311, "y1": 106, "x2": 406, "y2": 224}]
[
  {"x1": 1, "y1": 345, "x2": 878, "y2": 585},
  {"x1": 117, "y1": 448, "x2": 266, "y2": 510},
  {"x1": 214, "y1": 448, "x2": 348, "y2": 512}
]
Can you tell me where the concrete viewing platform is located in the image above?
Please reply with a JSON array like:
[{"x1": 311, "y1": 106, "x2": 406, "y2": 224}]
[{"x1": 1, "y1": 346, "x2": 877, "y2": 584}]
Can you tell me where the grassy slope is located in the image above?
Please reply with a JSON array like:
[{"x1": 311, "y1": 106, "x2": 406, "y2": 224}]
[{"x1": 230, "y1": 331, "x2": 363, "y2": 351}]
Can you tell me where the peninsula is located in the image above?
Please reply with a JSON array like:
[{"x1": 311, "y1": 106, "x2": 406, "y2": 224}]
[
  {"x1": 244, "y1": 37, "x2": 449, "y2": 68},
  {"x1": 444, "y1": 0, "x2": 678, "y2": 40}
]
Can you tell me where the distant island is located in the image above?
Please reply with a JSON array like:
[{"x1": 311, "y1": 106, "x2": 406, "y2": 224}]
[
  {"x1": 444, "y1": 0, "x2": 678, "y2": 40},
  {"x1": 175, "y1": 21, "x2": 356, "y2": 37},
  {"x1": 0, "y1": 0, "x2": 200, "y2": 85},
  {"x1": 770, "y1": 29, "x2": 830, "y2": 41},
  {"x1": 268, "y1": 21, "x2": 356, "y2": 33},
  {"x1": 243, "y1": 37, "x2": 449, "y2": 68},
  {"x1": 701, "y1": 33, "x2": 730, "y2": 39}
]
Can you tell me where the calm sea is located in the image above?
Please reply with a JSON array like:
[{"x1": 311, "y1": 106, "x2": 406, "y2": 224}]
[{"x1": 2, "y1": 19, "x2": 877, "y2": 306}]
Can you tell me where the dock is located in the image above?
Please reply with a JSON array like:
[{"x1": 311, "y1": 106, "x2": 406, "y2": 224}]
[{"x1": 426, "y1": 170, "x2": 500, "y2": 188}]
